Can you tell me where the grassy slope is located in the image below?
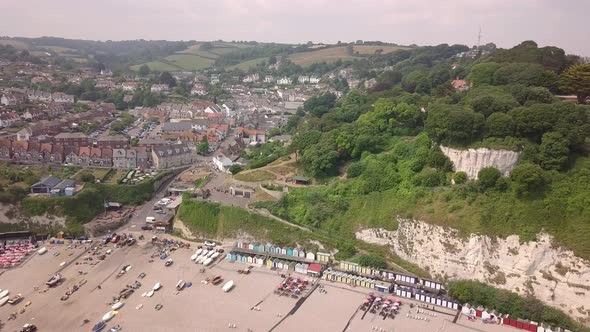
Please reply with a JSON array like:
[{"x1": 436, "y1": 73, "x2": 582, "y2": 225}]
[
  {"x1": 164, "y1": 54, "x2": 214, "y2": 70},
  {"x1": 324, "y1": 156, "x2": 590, "y2": 260},
  {"x1": 227, "y1": 57, "x2": 268, "y2": 71},
  {"x1": 288, "y1": 46, "x2": 359, "y2": 66},
  {"x1": 352, "y1": 45, "x2": 408, "y2": 54}
]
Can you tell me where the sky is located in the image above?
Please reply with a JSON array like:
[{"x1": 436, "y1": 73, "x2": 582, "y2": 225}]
[{"x1": 0, "y1": 0, "x2": 588, "y2": 55}]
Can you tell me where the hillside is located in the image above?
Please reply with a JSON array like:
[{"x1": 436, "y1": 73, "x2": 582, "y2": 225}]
[{"x1": 288, "y1": 45, "x2": 408, "y2": 66}]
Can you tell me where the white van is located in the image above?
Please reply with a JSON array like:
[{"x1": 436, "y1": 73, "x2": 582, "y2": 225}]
[{"x1": 146, "y1": 216, "x2": 156, "y2": 224}]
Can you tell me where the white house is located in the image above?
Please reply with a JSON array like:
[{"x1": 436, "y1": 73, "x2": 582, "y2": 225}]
[
  {"x1": 213, "y1": 154, "x2": 233, "y2": 172},
  {"x1": 277, "y1": 77, "x2": 292, "y2": 85},
  {"x1": 151, "y1": 84, "x2": 170, "y2": 93},
  {"x1": 309, "y1": 77, "x2": 320, "y2": 84},
  {"x1": 298, "y1": 76, "x2": 309, "y2": 84}
]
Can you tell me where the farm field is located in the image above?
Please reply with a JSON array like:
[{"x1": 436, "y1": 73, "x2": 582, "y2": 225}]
[
  {"x1": 353, "y1": 45, "x2": 408, "y2": 54},
  {"x1": 164, "y1": 54, "x2": 214, "y2": 71},
  {"x1": 227, "y1": 57, "x2": 268, "y2": 70},
  {"x1": 0, "y1": 39, "x2": 29, "y2": 49},
  {"x1": 288, "y1": 46, "x2": 359, "y2": 66}
]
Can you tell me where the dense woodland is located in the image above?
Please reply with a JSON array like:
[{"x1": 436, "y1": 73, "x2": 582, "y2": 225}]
[{"x1": 257, "y1": 41, "x2": 590, "y2": 264}]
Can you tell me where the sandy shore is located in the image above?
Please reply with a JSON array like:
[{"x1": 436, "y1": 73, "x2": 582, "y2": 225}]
[{"x1": 0, "y1": 239, "x2": 521, "y2": 332}]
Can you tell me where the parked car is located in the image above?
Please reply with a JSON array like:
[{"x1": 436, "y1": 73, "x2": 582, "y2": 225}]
[{"x1": 141, "y1": 225, "x2": 153, "y2": 231}]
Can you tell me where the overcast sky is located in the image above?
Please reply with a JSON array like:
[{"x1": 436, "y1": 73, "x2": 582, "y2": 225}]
[{"x1": 1, "y1": 0, "x2": 587, "y2": 55}]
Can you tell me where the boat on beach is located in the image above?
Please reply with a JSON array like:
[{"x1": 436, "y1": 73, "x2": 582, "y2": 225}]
[
  {"x1": 153, "y1": 282, "x2": 161, "y2": 291},
  {"x1": 146, "y1": 290, "x2": 154, "y2": 297},
  {"x1": 190, "y1": 253, "x2": 198, "y2": 261},
  {"x1": 195, "y1": 248, "x2": 203, "y2": 255},
  {"x1": 164, "y1": 259, "x2": 173, "y2": 267},
  {"x1": 102, "y1": 310, "x2": 117, "y2": 321},
  {"x1": 111, "y1": 302, "x2": 124, "y2": 310},
  {"x1": 211, "y1": 252, "x2": 220, "y2": 259},
  {"x1": 176, "y1": 280, "x2": 185, "y2": 290},
  {"x1": 0, "y1": 296, "x2": 9, "y2": 306},
  {"x1": 92, "y1": 321, "x2": 106, "y2": 332},
  {"x1": 37, "y1": 247, "x2": 47, "y2": 255},
  {"x1": 46, "y1": 273, "x2": 62, "y2": 287},
  {"x1": 222, "y1": 280, "x2": 234, "y2": 292},
  {"x1": 203, "y1": 258, "x2": 213, "y2": 266}
]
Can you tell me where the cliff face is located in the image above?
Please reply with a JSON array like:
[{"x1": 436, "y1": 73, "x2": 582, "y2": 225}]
[
  {"x1": 440, "y1": 146, "x2": 520, "y2": 179},
  {"x1": 356, "y1": 219, "x2": 590, "y2": 323}
]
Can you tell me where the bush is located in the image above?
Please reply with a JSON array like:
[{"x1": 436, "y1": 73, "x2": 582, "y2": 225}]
[
  {"x1": 355, "y1": 254, "x2": 388, "y2": 269},
  {"x1": 448, "y1": 280, "x2": 583, "y2": 331},
  {"x1": 478, "y1": 167, "x2": 501, "y2": 191},
  {"x1": 510, "y1": 163, "x2": 545, "y2": 197},
  {"x1": 454, "y1": 172, "x2": 468, "y2": 185}
]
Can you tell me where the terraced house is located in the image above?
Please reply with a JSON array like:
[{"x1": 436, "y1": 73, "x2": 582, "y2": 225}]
[{"x1": 151, "y1": 144, "x2": 195, "y2": 169}]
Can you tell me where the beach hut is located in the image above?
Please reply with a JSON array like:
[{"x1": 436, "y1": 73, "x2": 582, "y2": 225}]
[
  {"x1": 242, "y1": 242, "x2": 249, "y2": 250},
  {"x1": 255, "y1": 256, "x2": 264, "y2": 266},
  {"x1": 275, "y1": 246, "x2": 282, "y2": 255},
  {"x1": 236, "y1": 240, "x2": 243, "y2": 249},
  {"x1": 436, "y1": 298, "x2": 442, "y2": 306},
  {"x1": 298, "y1": 250, "x2": 305, "y2": 258},
  {"x1": 247, "y1": 256, "x2": 254, "y2": 264},
  {"x1": 236, "y1": 253, "x2": 243, "y2": 263},
  {"x1": 305, "y1": 252, "x2": 315, "y2": 261},
  {"x1": 282, "y1": 262, "x2": 289, "y2": 272},
  {"x1": 248, "y1": 243, "x2": 255, "y2": 250},
  {"x1": 281, "y1": 248, "x2": 287, "y2": 255},
  {"x1": 316, "y1": 252, "x2": 330, "y2": 263},
  {"x1": 277, "y1": 260, "x2": 284, "y2": 270},
  {"x1": 266, "y1": 259, "x2": 273, "y2": 269},
  {"x1": 286, "y1": 248, "x2": 293, "y2": 256},
  {"x1": 292, "y1": 248, "x2": 299, "y2": 257},
  {"x1": 265, "y1": 243, "x2": 273, "y2": 253}
]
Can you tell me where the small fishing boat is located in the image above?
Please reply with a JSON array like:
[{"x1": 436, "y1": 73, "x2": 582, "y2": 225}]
[
  {"x1": 222, "y1": 280, "x2": 234, "y2": 292},
  {"x1": 8, "y1": 294, "x2": 23, "y2": 305},
  {"x1": 196, "y1": 256, "x2": 206, "y2": 263},
  {"x1": 211, "y1": 252, "x2": 220, "y2": 259},
  {"x1": 176, "y1": 280, "x2": 185, "y2": 291},
  {"x1": 212, "y1": 276, "x2": 223, "y2": 285},
  {"x1": 190, "y1": 253, "x2": 199, "y2": 261},
  {"x1": 200, "y1": 250, "x2": 209, "y2": 257},
  {"x1": 136, "y1": 304, "x2": 143, "y2": 310},
  {"x1": 46, "y1": 273, "x2": 62, "y2": 287},
  {"x1": 146, "y1": 290, "x2": 154, "y2": 297},
  {"x1": 37, "y1": 247, "x2": 47, "y2": 255},
  {"x1": 153, "y1": 282, "x2": 161, "y2": 291},
  {"x1": 141, "y1": 292, "x2": 147, "y2": 297},
  {"x1": 195, "y1": 248, "x2": 203, "y2": 255},
  {"x1": 0, "y1": 290, "x2": 9, "y2": 299},
  {"x1": 164, "y1": 259, "x2": 173, "y2": 267},
  {"x1": 59, "y1": 261, "x2": 66, "y2": 267},
  {"x1": 102, "y1": 310, "x2": 117, "y2": 322},
  {"x1": 0, "y1": 295, "x2": 9, "y2": 306},
  {"x1": 203, "y1": 258, "x2": 213, "y2": 266},
  {"x1": 92, "y1": 321, "x2": 106, "y2": 332},
  {"x1": 125, "y1": 265, "x2": 132, "y2": 272},
  {"x1": 206, "y1": 250, "x2": 215, "y2": 258},
  {"x1": 111, "y1": 302, "x2": 124, "y2": 310}
]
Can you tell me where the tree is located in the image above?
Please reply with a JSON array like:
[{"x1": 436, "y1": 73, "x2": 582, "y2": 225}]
[
  {"x1": 80, "y1": 173, "x2": 96, "y2": 183},
  {"x1": 228, "y1": 164, "x2": 242, "y2": 175},
  {"x1": 510, "y1": 163, "x2": 545, "y2": 197},
  {"x1": 538, "y1": 132, "x2": 569, "y2": 171},
  {"x1": 485, "y1": 113, "x2": 514, "y2": 138},
  {"x1": 467, "y1": 62, "x2": 502, "y2": 86},
  {"x1": 159, "y1": 72, "x2": 177, "y2": 87},
  {"x1": 303, "y1": 92, "x2": 336, "y2": 117},
  {"x1": 454, "y1": 172, "x2": 468, "y2": 184},
  {"x1": 478, "y1": 167, "x2": 501, "y2": 191},
  {"x1": 197, "y1": 136, "x2": 209, "y2": 155},
  {"x1": 559, "y1": 64, "x2": 590, "y2": 104},
  {"x1": 138, "y1": 64, "x2": 150, "y2": 77}
]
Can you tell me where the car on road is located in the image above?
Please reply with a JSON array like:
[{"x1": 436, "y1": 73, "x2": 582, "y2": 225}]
[{"x1": 141, "y1": 225, "x2": 154, "y2": 231}]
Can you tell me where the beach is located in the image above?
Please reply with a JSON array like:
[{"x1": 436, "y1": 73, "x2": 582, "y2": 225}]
[{"x1": 0, "y1": 238, "x2": 523, "y2": 332}]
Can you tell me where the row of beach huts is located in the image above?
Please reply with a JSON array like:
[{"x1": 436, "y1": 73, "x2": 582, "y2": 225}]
[{"x1": 462, "y1": 304, "x2": 572, "y2": 332}]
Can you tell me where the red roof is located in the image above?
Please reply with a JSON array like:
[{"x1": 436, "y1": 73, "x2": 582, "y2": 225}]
[{"x1": 308, "y1": 263, "x2": 322, "y2": 273}]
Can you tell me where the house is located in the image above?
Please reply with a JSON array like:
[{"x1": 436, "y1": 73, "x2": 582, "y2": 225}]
[
  {"x1": 151, "y1": 84, "x2": 169, "y2": 93},
  {"x1": 76, "y1": 146, "x2": 91, "y2": 166},
  {"x1": 95, "y1": 79, "x2": 116, "y2": 89},
  {"x1": 53, "y1": 132, "x2": 89, "y2": 147},
  {"x1": 277, "y1": 77, "x2": 292, "y2": 85},
  {"x1": 451, "y1": 79, "x2": 470, "y2": 92},
  {"x1": 12, "y1": 141, "x2": 29, "y2": 161},
  {"x1": 27, "y1": 90, "x2": 52, "y2": 102},
  {"x1": 121, "y1": 82, "x2": 138, "y2": 92},
  {"x1": 213, "y1": 154, "x2": 233, "y2": 172},
  {"x1": 50, "y1": 179, "x2": 76, "y2": 196},
  {"x1": 134, "y1": 147, "x2": 148, "y2": 169},
  {"x1": 89, "y1": 147, "x2": 112, "y2": 167},
  {"x1": 309, "y1": 77, "x2": 320, "y2": 84},
  {"x1": 151, "y1": 144, "x2": 195, "y2": 169},
  {"x1": 64, "y1": 147, "x2": 78, "y2": 165},
  {"x1": 161, "y1": 122, "x2": 193, "y2": 133},
  {"x1": 30, "y1": 176, "x2": 62, "y2": 194},
  {"x1": 242, "y1": 74, "x2": 259, "y2": 83},
  {"x1": 298, "y1": 76, "x2": 309, "y2": 84},
  {"x1": 0, "y1": 139, "x2": 12, "y2": 160},
  {"x1": 0, "y1": 112, "x2": 20, "y2": 128},
  {"x1": 22, "y1": 110, "x2": 44, "y2": 121},
  {"x1": 51, "y1": 92, "x2": 75, "y2": 103},
  {"x1": 113, "y1": 149, "x2": 137, "y2": 169},
  {"x1": 264, "y1": 76, "x2": 274, "y2": 83},
  {"x1": 190, "y1": 83, "x2": 207, "y2": 96},
  {"x1": 40, "y1": 143, "x2": 64, "y2": 164},
  {"x1": 97, "y1": 135, "x2": 129, "y2": 149},
  {"x1": 16, "y1": 128, "x2": 33, "y2": 141},
  {"x1": 229, "y1": 186, "x2": 254, "y2": 198},
  {"x1": 1, "y1": 92, "x2": 27, "y2": 106},
  {"x1": 236, "y1": 127, "x2": 266, "y2": 145}
]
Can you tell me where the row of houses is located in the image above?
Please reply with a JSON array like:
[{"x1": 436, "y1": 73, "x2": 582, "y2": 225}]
[
  {"x1": 0, "y1": 139, "x2": 148, "y2": 169},
  {"x1": 0, "y1": 89, "x2": 74, "y2": 106}
]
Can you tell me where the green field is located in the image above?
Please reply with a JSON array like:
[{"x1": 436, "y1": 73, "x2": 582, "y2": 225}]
[
  {"x1": 130, "y1": 61, "x2": 181, "y2": 72},
  {"x1": 164, "y1": 54, "x2": 214, "y2": 70},
  {"x1": 353, "y1": 45, "x2": 408, "y2": 55},
  {"x1": 288, "y1": 46, "x2": 359, "y2": 66},
  {"x1": 227, "y1": 57, "x2": 268, "y2": 70}
]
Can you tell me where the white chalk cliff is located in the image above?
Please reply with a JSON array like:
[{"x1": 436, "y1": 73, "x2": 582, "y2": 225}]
[
  {"x1": 356, "y1": 219, "x2": 590, "y2": 324},
  {"x1": 440, "y1": 146, "x2": 520, "y2": 179}
]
